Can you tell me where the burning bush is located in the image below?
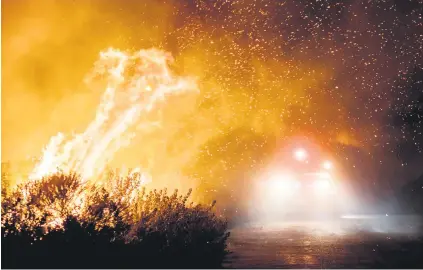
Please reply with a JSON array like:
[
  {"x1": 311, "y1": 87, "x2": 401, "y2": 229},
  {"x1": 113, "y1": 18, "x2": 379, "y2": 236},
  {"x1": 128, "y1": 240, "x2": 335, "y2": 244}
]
[{"x1": 1, "y1": 173, "x2": 230, "y2": 268}]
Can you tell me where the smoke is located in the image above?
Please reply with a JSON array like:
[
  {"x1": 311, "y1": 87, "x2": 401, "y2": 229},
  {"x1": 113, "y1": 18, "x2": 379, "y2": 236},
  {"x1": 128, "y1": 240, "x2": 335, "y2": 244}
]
[{"x1": 2, "y1": 0, "x2": 422, "y2": 195}]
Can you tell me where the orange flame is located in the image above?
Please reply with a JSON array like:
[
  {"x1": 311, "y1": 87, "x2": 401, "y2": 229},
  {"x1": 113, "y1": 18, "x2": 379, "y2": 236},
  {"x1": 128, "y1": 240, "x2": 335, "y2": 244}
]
[{"x1": 29, "y1": 48, "x2": 198, "y2": 183}]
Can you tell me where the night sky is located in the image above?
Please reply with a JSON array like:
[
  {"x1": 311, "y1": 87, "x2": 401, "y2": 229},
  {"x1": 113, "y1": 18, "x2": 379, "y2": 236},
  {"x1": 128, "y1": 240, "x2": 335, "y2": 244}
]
[{"x1": 2, "y1": 0, "x2": 423, "y2": 197}]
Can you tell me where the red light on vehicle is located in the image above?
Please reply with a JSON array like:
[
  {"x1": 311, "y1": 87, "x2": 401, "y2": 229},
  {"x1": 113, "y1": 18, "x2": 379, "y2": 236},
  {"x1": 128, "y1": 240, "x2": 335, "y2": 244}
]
[{"x1": 293, "y1": 148, "x2": 307, "y2": 161}]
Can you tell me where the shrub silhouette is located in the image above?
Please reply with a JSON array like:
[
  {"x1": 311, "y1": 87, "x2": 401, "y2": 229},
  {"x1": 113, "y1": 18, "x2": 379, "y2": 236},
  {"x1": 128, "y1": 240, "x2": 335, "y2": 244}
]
[{"x1": 2, "y1": 173, "x2": 230, "y2": 268}]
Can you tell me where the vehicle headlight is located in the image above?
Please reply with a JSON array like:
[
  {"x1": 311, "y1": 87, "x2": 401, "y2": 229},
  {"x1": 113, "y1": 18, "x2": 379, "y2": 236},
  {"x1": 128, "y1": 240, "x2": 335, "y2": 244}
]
[
  {"x1": 314, "y1": 179, "x2": 332, "y2": 192},
  {"x1": 268, "y1": 173, "x2": 300, "y2": 192},
  {"x1": 322, "y1": 160, "x2": 333, "y2": 170}
]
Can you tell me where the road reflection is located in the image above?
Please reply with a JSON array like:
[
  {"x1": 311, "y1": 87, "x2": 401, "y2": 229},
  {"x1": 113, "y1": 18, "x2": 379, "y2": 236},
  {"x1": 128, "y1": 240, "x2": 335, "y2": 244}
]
[{"x1": 224, "y1": 218, "x2": 423, "y2": 268}]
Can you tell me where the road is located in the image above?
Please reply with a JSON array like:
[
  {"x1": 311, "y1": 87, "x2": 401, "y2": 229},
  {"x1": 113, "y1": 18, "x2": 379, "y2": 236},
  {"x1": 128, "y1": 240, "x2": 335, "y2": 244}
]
[{"x1": 224, "y1": 218, "x2": 423, "y2": 268}]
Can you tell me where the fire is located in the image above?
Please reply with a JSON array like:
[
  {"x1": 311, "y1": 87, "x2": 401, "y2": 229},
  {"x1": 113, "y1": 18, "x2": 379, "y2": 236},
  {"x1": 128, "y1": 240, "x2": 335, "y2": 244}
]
[
  {"x1": 29, "y1": 48, "x2": 198, "y2": 183},
  {"x1": 4, "y1": 47, "x2": 198, "y2": 231}
]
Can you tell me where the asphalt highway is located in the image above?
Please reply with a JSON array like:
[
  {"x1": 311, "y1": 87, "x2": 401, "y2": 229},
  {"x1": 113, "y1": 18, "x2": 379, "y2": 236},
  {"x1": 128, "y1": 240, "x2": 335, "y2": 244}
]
[{"x1": 224, "y1": 218, "x2": 423, "y2": 268}]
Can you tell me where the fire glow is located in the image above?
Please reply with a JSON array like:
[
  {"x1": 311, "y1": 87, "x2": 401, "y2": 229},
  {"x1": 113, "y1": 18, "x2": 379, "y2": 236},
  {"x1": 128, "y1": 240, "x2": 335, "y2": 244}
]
[{"x1": 29, "y1": 48, "x2": 198, "y2": 184}]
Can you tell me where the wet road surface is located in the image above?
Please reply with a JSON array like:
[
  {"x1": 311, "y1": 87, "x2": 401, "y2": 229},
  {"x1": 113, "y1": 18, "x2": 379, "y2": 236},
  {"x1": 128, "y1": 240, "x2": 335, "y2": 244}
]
[{"x1": 224, "y1": 220, "x2": 423, "y2": 268}]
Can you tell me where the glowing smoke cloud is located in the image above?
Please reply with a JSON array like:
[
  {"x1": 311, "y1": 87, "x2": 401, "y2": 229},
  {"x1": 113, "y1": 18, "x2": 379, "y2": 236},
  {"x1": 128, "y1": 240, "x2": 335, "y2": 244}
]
[{"x1": 29, "y1": 48, "x2": 197, "y2": 182}]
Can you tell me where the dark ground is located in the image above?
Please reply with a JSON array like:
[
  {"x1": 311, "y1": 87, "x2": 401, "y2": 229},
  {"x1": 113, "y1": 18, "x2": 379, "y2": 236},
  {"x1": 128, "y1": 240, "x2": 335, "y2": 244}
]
[{"x1": 224, "y1": 218, "x2": 423, "y2": 269}]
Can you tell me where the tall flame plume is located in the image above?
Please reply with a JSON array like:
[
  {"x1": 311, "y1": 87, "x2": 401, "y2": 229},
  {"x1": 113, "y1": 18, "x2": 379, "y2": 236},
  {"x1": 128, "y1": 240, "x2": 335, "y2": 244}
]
[{"x1": 29, "y1": 48, "x2": 197, "y2": 184}]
